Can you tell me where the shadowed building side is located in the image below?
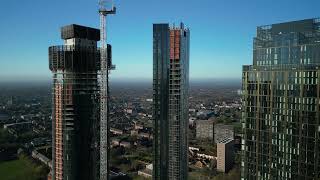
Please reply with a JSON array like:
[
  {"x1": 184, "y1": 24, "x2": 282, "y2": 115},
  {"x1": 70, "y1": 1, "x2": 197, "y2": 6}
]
[
  {"x1": 49, "y1": 24, "x2": 101, "y2": 180},
  {"x1": 153, "y1": 23, "x2": 170, "y2": 180},
  {"x1": 153, "y1": 23, "x2": 190, "y2": 180}
]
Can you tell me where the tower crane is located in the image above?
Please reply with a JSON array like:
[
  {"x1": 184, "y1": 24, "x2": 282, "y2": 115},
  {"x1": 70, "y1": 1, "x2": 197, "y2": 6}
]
[{"x1": 98, "y1": 0, "x2": 116, "y2": 179}]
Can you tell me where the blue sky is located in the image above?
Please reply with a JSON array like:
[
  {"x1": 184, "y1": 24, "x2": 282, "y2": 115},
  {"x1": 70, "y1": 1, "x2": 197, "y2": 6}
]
[{"x1": 0, "y1": 0, "x2": 319, "y2": 82}]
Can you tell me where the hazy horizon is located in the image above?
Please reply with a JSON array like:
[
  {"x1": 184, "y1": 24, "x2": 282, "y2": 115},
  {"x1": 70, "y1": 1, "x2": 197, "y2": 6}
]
[
  {"x1": 0, "y1": 77, "x2": 241, "y2": 83},
  {"x1": 0, "y1": 77, "x2": 241, "y2": 88}
]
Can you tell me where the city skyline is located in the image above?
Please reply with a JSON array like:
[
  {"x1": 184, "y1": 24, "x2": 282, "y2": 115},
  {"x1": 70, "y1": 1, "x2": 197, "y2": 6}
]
[
  {"x1": 1, "y1": 0, "x2": 320, "y2": 82},
  {"x1": 0, "y1": 0, "x2": 319, "y2": 177}
]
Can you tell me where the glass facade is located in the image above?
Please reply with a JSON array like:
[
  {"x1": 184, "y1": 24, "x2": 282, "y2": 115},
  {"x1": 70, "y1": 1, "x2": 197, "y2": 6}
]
[
  {"x1": 153, "y1": 23, "x2": 190, "y2": 180},
  {"x1": 49, "y1": 25, "x2": 101, "y2": 180},
  {"x1": 241, "y1": 19, "x2": 320, "y2": 179}
]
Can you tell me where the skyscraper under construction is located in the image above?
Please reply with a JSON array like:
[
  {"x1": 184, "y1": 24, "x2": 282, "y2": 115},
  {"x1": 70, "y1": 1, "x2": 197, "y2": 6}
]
[
  {"x1": 49, "y1": 24, "x2": 111, "y2": 180},
  {"x1": 241, "y1": 18, "x2": 320, "y2": 179},
  {"x1": 153, "y1": 23, "x2": 190, "y2": 180}
]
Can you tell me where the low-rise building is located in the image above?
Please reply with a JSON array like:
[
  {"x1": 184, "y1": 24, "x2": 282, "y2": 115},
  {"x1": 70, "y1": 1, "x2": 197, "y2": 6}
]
[
  {"x1": 146, "y1": 99, "x2": 153, "y2": 102},
  {"x1": 134, "y1": 123, "x2": 144, "y2": 130},
  {"x1": 3, "y1": 121, "x2": 32, "y2": 129},
  {"x1": 111, "y1": 138, "x2": 120, "y2": 147},
  {"x1": 125, "y1": 108, "x2": 133, "y2": 114},
  {"x1": 138, "y1": 163, "x2": 152, "y2": 179},
  {"x1": 119, "y1": 141, "x2": 131, "y2": 148},
  {"x1": 110, "y1": 128, "x2": 123, "y2": 135},
  {"x1": 32, "y1": 149, "x2": 52, "y2": 169},
  {"x1": 138, "y1": 132, "x2": 152, "y2": 139}
]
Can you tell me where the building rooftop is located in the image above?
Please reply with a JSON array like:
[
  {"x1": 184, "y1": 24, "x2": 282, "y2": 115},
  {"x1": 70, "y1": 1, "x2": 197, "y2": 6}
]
[
  {"x1": 257, "y1": 18, "x2": 320, "y2": 36},
  {"x1": 196, "y1": 119, "x2": 214, "y2": 124},
  {"x1": 153, "y1": 22, "x2": 189, "y2": 31},
  {"x1": 218, "y1": 138, "x2": 233, "y2": 144},
  {"x1": 61, "y1": 24, "x2": 100, "y2": 41}
]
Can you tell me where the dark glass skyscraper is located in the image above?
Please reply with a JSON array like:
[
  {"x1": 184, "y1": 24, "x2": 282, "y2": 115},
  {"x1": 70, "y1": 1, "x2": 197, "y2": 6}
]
[
  {"x1": 49, "y1": 24, "x2": 101, "y2": 180},
  {"x1": 153, "y1": 23, "x2": 190, "y2": 180},
  {"x1": 241, "y1": 19, "x2": 320, "y2": 179}
]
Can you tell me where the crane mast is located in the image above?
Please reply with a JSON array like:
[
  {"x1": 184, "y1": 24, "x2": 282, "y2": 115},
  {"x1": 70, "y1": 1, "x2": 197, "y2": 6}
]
[{"x1": 99, "y1": 0, "x2": 116, "y2": 179}]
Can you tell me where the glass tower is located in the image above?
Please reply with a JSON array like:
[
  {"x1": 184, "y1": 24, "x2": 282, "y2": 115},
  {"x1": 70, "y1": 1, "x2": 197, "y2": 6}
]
[
  {"x1": 153, "y1": 23, "x2": 190, "y2": 180},
  {"x1": 49, "y1": 24, "x2": 102, "y2": 180},
  {"x1": 241, "y1": 19, "x2": 320, "y2": 179}
]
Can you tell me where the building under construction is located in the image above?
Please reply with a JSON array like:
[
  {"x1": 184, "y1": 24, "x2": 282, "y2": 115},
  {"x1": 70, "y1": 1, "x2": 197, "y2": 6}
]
[
  {"x1": 153, "y1": 23, "x2": 190, "y2": 180},
  {"x1": 49, "y1": 24, "x2": 112, "y2": 180}
]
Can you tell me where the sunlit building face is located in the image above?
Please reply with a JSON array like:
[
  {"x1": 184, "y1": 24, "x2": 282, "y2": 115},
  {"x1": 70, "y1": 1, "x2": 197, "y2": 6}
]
[{"x1": 242, "y1": 19, "x2": 320, "y2": 179}]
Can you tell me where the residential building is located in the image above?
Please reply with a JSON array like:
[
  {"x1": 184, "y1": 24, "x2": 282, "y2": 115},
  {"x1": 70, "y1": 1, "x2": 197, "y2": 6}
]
[
  {"x1": 196, "y1": 120, "x2": 214, "y2": 140},
  {"x1": 119, "y1": 141, "x2": 131, "y2": 148},
  {"x1": 110, "y1": 128, "x2": 123, "y2": 135},
  {"x1": 49, "y1": 24, "x2": 102, "y2": 180},
  {"x1": 214, "y1": 124, "x2": 234, "y2": 144},
  {"x1": 138, "y1": 164, "x2": 153, "y2": 179},
  {"x1": 153, "y1": 23, "x2": 190, "y2": 180},
  {"x1": 242, "y1": 18, "x2": 320, "y2": 179},
  {"x1": 217, "y1": 138, "x2": 234, "y2": 173}
]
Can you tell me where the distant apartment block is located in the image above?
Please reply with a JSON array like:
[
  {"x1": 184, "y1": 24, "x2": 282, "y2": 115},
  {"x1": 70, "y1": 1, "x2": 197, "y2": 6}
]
[
  {"x1": 196, "y1": 120, "x2": 214, "y2": 140},
  {"x1": 217, "y1": 138, "x2": 234, "y2": 173},
  {"x1": 214, "y1": 124, "x2": 234, "y2": 144},
  {"x1": 153, "y1": 23, "x2": 190, "y2": 180},
  {"x1": 242, "y1": 18, "x2": 320, "y2": 179}
]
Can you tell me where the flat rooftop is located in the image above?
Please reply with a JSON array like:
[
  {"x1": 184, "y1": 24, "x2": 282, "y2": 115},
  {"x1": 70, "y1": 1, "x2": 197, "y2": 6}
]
[
  {"x1": 218, "y1": 138, "x2": 234, "y2": 144},
  {"x1": 257, "y1": 18, "x2": 320, "y2": 35}
]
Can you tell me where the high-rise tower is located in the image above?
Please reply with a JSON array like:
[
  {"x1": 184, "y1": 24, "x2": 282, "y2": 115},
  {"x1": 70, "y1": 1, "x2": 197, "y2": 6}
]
[
  {"x1": 241, "y1": 18, "x2": 320, "y2": 179},
  {"x1": 153, "y1": 23, "x2": 190, "y2": 180},
  {"x1": 49, "y1": 24, "x2": 103, "y2": 180}
]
